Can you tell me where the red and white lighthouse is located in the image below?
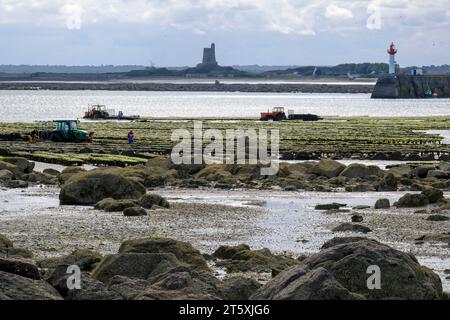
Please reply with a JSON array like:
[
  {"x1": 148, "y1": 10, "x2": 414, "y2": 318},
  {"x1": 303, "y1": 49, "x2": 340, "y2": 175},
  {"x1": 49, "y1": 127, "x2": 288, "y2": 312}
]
[{"x1": 387, "y1": 42, "x2": 397, "y2": 74}]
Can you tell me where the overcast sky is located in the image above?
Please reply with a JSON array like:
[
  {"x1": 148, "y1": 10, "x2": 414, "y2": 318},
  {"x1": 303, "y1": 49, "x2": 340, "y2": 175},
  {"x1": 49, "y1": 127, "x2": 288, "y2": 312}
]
[{"x1": 0, "y1": 0, "x2": 449, "y2": 67}]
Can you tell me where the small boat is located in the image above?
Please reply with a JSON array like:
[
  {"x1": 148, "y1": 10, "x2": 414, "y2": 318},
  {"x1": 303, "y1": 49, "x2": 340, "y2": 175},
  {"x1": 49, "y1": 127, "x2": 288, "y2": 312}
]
[{"x1": 84, "y1": 105, "x2": 140, "y2": 120}]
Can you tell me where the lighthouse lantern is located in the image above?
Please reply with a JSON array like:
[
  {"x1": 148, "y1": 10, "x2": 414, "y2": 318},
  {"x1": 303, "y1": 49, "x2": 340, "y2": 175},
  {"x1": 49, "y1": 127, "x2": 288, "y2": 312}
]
[{"x1": 387, "y1": 42, "x2": 397, "y2": 75}]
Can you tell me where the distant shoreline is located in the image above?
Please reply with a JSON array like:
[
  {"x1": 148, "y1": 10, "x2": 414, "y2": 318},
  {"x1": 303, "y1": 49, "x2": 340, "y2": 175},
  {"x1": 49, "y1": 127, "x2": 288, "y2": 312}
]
[{"x1": 0, "y1": 81, "x2": 374, "y2": 94}]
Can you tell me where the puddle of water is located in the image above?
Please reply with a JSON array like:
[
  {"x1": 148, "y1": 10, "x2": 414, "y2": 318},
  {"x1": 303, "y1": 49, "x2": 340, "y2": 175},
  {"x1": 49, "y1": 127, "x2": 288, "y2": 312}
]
[
  {"x1": 424, "y1": 130, "x2": 450, "y2": 144},
  {"x1": 33, "y1": 161, "x2": 96, "y2": 173},
  {"x1": 279, "y1": 159, "x2": 439, "y2": 169}
]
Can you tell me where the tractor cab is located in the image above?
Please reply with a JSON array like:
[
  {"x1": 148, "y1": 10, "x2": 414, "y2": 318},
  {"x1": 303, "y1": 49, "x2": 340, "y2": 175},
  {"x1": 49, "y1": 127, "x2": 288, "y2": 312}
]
[
  {"x1": 51, "y1": 120, "x2": 93, "y2": 142},
  {"x1": 84, "y1": 104, "x2": 115, "y2": 119},
  {"x1": 260, "y1": 107, "x2": 287, "y2": 121},
  {"x1": 53, "y1": 120, "x2": 78, "y2": 132}
]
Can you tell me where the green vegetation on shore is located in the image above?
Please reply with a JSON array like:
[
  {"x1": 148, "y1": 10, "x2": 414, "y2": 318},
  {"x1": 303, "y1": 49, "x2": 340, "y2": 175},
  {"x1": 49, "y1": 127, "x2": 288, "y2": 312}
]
[{"x1": 0, "y1": 116, "x2": 449, "y2": 166}]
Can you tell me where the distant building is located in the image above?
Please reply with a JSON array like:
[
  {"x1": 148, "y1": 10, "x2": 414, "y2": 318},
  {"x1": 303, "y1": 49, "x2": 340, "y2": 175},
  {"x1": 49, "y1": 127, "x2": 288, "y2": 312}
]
[
  {"x1": 199, "y1": 43, "x2": 218, "y2": 67},
  {"x1": 410, "y1": 68, "x2": 424, "y2": 76}
]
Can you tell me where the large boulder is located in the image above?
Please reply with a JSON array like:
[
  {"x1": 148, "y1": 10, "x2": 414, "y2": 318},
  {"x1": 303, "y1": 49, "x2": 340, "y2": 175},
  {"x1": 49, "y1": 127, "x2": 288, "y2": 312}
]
[
  {"x1": 340, "y1": 164, "x2": 383, "y2": 179},
  {"x1": 94, "y1": 198, "x2": 137, "y2": 212},
  {"x1": 213, "y1": 244, "x2": 298, "y2": 274},
  {"x1": 374, "y1": 198, "x2": 390, "y2": 209},
  {"x1": 396, "y1": 193, "x2": 429, "y2": 208},
  {"x1": 252, "y1": 239, "x2": 443, "y2": 300},
  {"x1": 411, "y1": 166, "x2": 433, "y2": 178},
  {"x1": 0, "y1": 157, "x2": 34, "y2": 174},
  {"x1": 251, "y1": 266, "x2": 364, "y2": 300},
  {"x1": 308, "y1": 159, "x2": 346, "y2": 178},
  {"x1": 59, "y1": 168, "x2": 146, "y2": 205},
  {"x1": 0, "y1": 161, "x2": 18, "y2": 175},
  {"x1": 46, "y1": 265, "x2": 122, "y2": 300},
  {"x1": 2, "y1": 179, "x2": 28, "y2": 188},
  {"x1": 118, "y1": 238, "x2": 209, "y2": 271},
  {"x1": 321, "y1": 237, "x2": 369, "y2": 249},
  {"x1": 107, "y1": 275, "x2": 151, "y2": 300},
  {"x1": 123, "y1": 207, "x2": 147, "y2": 216},
  {"x1": 92, "y1": 253, "x2": 180, "y2": 283},
  {"x1": 0, "y1": 271, "x2": 63, "y2": 300},
  {"x1": 135, "y1": 266, "x2": 220, "y2": 300},
  {"x1": 421, "y1": 188, "x2": 444, "y2": 204},
  {"x1": 25, "y1": 171, "x2": 57, "y2": 185},
  {"x1": 37, "y1": 249, "x2": 102, "y2": 271},
  {"x1": 387, "y1": 164, "x2": 412, "y2": 178},
  {"x1": 218, "y1": 276, "x2": 262, "y2": 300},
  {"x1": 58, "y1": 167, "x2": 86, "y2": 185},
  {"x1": 332, "y1": 223, "x2": 372, "y2": 234},
  {"x1": 0, "y1": 258, "x2": 41, "y2": 280},
  {"x1": 377, "y1": 173, "x2": 398, "y2": 191},
  {"x1": 427, "y1": 170, "x2": 450, "y2": 179},
  {"x1": 0, "y1": 169, "x2": 13, "y2": 180},
  {"x1": 42, "y1": 168, "x2": 60, "y2": 176},
  {"x1": 139, "y1": 194, "x2": 170, "y2": 209}
]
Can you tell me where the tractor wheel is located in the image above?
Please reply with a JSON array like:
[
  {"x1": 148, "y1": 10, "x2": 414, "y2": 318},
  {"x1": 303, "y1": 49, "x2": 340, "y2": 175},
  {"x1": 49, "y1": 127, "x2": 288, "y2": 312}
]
[{"x1": 50, "y1": 133, "x2": 63, "y2": 142}]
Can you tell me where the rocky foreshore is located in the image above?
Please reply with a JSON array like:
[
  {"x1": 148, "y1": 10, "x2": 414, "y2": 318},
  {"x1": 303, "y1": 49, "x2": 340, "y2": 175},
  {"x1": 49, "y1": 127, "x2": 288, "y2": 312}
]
[
  {"x1": 0, "y1": 81, "x2": 374, "y2": 94},
  {"x1": 0, "y1": 234, "x2": 447, "y2": 300},
  {"x1": 1, "y1": 155, "x2": 450, "y2": 300},
  {"x1": 2, "y1": 155, "x2": 450, "y2": 195}
]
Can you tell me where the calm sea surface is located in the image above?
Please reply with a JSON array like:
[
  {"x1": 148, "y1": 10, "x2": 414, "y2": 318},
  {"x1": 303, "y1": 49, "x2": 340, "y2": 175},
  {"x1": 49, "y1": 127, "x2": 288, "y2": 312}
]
[{"x1": 0, "y1": 90, "x2": 449, "y2": 122}]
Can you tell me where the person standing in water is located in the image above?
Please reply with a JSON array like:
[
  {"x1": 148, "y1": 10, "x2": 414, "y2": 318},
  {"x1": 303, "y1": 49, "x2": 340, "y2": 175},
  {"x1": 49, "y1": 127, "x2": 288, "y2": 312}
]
[{"x1": 128, "y1": 129, "x2": 134, "y2": 144}]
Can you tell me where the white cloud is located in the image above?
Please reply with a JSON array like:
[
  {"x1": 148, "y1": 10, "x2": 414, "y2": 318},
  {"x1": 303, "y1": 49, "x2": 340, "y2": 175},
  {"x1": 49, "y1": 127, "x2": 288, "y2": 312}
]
[
  {"x1": 60, "y1": 2, "x2": 83, "y2": 30},
  {"x1": 0, "y1": 0, "x2": 448, "y2": 36},
  {"x1": 325, "y1": 4, "x2": 353, "y2": 19}
]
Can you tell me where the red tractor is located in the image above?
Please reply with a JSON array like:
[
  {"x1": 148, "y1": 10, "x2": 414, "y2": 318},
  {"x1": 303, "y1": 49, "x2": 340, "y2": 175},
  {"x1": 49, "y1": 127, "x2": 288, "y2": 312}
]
[{"x1": 260, "y1": 107, "x2": 287, "y2": 121}]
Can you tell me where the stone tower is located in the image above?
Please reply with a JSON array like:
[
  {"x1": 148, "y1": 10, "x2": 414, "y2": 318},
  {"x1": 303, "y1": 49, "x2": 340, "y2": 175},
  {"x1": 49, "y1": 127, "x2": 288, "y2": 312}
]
[{"x1": 201, "y1": 43, "x2": 218, "y2": 66}]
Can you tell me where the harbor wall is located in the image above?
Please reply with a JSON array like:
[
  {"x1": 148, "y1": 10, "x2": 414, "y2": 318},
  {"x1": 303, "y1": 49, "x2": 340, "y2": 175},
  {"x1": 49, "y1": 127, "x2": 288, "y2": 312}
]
[{"x1": 371, "y1": 74, "x2": 450, "y2": 99}]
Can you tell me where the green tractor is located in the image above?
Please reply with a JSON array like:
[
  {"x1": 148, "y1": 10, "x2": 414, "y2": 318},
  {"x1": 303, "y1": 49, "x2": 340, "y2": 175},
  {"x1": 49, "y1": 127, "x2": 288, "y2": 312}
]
[{"x1": 48, "y1": 120, "x2": 93, "y2": 142}]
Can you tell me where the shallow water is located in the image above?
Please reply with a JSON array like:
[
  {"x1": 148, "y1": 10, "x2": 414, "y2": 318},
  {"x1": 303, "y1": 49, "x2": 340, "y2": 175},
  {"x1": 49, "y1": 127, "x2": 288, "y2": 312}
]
[
  {"x1": 1, "y1": 90, "x2": 450, "y2": 122},
  {"x1": 280, "y1": 159, "x2": 439, "y2": 169}
]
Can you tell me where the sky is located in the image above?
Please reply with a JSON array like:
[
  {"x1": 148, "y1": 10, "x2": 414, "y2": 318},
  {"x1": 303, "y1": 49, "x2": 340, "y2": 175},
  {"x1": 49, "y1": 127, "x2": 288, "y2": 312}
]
[{"x1": 0, "y1": 0, "x2": 449, "y2": 67}]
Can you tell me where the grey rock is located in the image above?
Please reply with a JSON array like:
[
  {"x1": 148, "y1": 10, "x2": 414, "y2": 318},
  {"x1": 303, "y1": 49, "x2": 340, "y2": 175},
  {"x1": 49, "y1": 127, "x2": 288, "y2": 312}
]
[
  {"x1": 0, "y1": 271, "x2": 63, "y2": 300},
  {"x1": 421, "y1": 188, "x2": 444, "y2": 204},
  {"x1": 92, "y1": 253, "x2": 180, "y2": 283},
  {"x1": 315, "y1": 203, "x2": 347, "y2": 211},
  {"x1": 332, "y1": 223, "x2": 372, "y2": 234},
  {"x1": 426, "y1": 215, "x2": 450, "y2": 222},
  {"x1": 308, "y1": 159, "x2": 346, "y2": 178},
  {"x1": 123, "y1": 206, "x2": 147, "y2": 216},
  {"x1": 59, "y1": 168, "x2": 146, "y2": 205},
  {"x1": 119, "y1": 237, "x2": 209, "y2": 271},
  {"x1": 396, "y1": 193, "x2": 429, "y2": 208},
  {"x1": 375, "y1": 198, "x2": 390, "y2": 209},
  {"x1": 218, "y1": 276, "x2": 262, "y2": 300},
  {"x1": 0, "y1": 258, "x2": 40, "y2": 280}
]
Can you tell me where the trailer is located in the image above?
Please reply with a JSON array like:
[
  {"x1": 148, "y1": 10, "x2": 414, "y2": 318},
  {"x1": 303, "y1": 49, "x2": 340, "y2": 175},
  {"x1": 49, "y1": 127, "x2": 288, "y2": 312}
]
[{"x1": 260, "y1": 107, "x2": 322, "y2": 122}]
